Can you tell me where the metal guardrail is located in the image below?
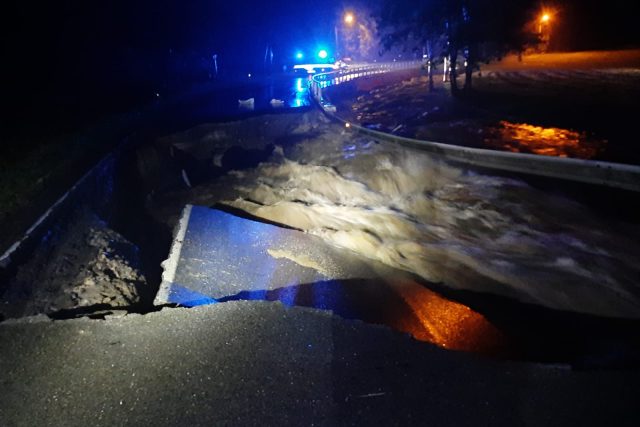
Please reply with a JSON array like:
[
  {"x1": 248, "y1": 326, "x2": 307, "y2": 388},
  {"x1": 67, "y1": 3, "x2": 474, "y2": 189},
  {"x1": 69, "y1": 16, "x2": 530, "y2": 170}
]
[
  {"x1": 309, "y1": 63, "x2": 640, "y2": 192},
  {"x1": 309, "y1": 61, "x2": 420, "y2": 108}
]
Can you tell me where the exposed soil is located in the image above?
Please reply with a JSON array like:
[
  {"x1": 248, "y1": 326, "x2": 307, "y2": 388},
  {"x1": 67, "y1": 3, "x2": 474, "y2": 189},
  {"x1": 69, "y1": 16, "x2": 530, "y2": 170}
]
[{"x1": 0, "y1": 210, "x2": 146, "y2": 319}]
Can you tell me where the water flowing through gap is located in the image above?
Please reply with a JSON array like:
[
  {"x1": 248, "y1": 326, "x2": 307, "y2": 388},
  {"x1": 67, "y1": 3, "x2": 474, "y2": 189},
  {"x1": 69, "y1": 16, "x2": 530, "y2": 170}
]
[
  {"x1": 6, "y1": 107, "x2": 637, "y2": 367},
  {"x1": 154, "y1": 112, "x2": 640, "y2": 365},
  {"x1": 225, "y1": 132, "x2": 640, "y2": 319}
]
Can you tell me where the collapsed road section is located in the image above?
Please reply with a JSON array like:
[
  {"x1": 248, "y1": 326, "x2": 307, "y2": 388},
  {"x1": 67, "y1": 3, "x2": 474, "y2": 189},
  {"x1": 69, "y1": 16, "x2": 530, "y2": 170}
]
[
  {"x1": 155, "y1": 205, "x2": 508, "y2": 356},
  {"x1": 1, "y1": 109, "x2": 639, "y2": 367},
  {"x1": 0, "y1": 111, "x2": 313, "y2": 321}
]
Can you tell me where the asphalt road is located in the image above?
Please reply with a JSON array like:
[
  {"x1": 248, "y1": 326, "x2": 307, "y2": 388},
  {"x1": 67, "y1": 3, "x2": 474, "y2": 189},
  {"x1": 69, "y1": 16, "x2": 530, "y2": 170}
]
[
  {"x1": 2, "y1": 58, "x2": 640, "y2": 426},
  {"x1": 1, "y1": 301, "x2": 639, "y2": 427}
]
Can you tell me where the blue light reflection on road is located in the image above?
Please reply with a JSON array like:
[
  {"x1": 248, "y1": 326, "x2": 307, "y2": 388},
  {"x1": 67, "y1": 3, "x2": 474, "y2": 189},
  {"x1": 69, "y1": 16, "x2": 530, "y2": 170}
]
[
  {"x1": 230, "y1": 75, "x2": 311, "y2": 111},
  {"x1": 289, "y1": 77, "x2": 310, "y2": 108},
  {"x1": 168, "y1": 284, "x2": 219, "y2": 307},
  {"x1": 278, "y1": 281, "x2": 299, "y2": 307},
  {"x1": 166, "y1": 207, "x2": 330, "y2": 310},
  {"x1": 161, "y1": 207, "x2": 508, "y2": 357}
]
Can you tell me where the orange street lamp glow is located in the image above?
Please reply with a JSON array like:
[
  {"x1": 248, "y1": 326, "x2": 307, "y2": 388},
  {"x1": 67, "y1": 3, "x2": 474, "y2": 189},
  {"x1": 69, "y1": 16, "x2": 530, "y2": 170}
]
[
  {"x1": 541, "y1": 14, "x2": 550, "y2": 23},
  {"x1": 344, "y1": 12, "x2": 355, "y2": 25}
]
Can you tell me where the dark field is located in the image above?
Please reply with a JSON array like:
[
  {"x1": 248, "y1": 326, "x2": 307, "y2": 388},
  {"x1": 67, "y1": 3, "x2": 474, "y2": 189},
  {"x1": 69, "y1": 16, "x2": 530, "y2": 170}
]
[{"x1": 333, "y1": 50, "x2": 640, "y2": 165}]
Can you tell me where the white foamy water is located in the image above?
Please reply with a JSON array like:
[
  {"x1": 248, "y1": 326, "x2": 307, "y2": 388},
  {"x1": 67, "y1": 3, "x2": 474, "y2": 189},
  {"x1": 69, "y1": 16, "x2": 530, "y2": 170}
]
[{"x1": 222, "y1": 126, "x2": 640, "y2": 318}]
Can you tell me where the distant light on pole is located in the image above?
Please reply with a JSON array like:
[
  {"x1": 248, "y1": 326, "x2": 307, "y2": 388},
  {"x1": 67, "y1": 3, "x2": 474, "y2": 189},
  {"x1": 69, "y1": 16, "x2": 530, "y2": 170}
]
[
  {"x1": 336, "y1": 12, "x2": 356, "y2": 59},
  {"x1": 344, "y1": 12, "x2": 355, "y2": 25},
  {"x1": 318, "y1": 49, "x2": 328, "y2": 60},
  {"x1": 295, "y1": 51, "x2": 304, "y2": 60},
  {"x1": 538, "y1": 11, "x2": 553, "y2": 51},
  {"x1": 539, "y1": 12, "x2": 552, "y2": 32}
]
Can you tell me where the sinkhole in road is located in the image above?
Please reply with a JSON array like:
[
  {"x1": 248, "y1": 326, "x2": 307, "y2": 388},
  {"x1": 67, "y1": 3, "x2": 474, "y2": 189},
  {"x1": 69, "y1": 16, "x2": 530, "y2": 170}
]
[
  {"x1": 173, "y1": 270, "x2": 640, "y2": 370},
  {"x1": 2, "y1": 109, "x2": 639, "y2": 371}
]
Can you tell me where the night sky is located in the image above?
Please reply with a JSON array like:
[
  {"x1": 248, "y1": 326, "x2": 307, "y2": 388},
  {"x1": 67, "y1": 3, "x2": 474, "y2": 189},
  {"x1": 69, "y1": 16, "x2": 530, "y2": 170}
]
[
  {"x1": 4, "y1": 0, "x2": 342, "y2": 89},
  {"x1": 2, "y1": 0, "x2": 638, "y2": 133},
  {"x1": 549, "y1": 0, "x2": 640, "y2": 51}
]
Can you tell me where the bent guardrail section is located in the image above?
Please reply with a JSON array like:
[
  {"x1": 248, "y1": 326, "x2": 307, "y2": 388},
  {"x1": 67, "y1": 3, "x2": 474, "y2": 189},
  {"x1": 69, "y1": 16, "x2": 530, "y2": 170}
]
[{"x1": 309, "y1": 63, "x2": 640, "y2": 192}]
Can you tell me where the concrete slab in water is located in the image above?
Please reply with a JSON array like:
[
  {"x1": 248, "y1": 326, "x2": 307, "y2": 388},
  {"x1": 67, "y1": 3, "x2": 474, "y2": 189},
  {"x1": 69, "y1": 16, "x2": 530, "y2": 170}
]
[
  {"x1": 154, "y1": 205, "x2": 383, "y2": 306},
  {"x1": 152, "y1": 206, "x2": 515, "y2": 358}
]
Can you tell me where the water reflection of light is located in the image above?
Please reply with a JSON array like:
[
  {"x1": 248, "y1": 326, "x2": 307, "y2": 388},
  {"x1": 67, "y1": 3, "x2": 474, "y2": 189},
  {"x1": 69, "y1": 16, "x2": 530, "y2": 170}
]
[
  {"x1": 290, "y1": 77, "x2": 310, "y2": 108},
  {"x1": 227, "y1": 278, "x2": 508, "y2": 356},
  {"x1": 278, "y1": 283, "x2": 299, "y2": 307},
  {"x1": 393, "y1": 279, "x2": 506, "y2": 355},
  {"x1": 485, "y1": 121, "x2": 605, "y2": 159}
]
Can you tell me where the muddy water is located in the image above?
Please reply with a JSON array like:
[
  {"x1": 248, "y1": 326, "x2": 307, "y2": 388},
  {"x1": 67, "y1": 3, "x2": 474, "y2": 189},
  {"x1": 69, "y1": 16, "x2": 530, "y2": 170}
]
[
  {"x1": 484, "y1": 120, "x2": 606, "y2": 158},
  {"x1": 224, "y1": 126, "x2": 640, "y2": 320},
  {"x1": 344, "y1": 73, "x2": 620, "y2": 162},
  {"x1": 210, "y1": 125, "x2": 640, "y2": 365},
  {"x1": 415, "y1": 119, "x2": 607, "y2": 159},
  {"x1": 134, "y1": 105, "x2": 640, "y2": 365}
]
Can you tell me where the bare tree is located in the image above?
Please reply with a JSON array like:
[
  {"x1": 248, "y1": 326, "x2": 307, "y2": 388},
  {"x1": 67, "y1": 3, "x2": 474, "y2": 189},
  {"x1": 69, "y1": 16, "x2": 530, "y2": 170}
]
[{"x1": 377, "y1": 0, "x2": 539, "y2": 95}]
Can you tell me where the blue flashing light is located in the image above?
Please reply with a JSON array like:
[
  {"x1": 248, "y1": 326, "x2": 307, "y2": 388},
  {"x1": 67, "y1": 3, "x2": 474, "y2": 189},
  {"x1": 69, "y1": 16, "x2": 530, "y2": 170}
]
[
  {"x1": 317, "y1": 49, "x2": 328, "y2": 59},
  {"x1": 295, "y1": 51, "x2": 304, "y2": 60}
]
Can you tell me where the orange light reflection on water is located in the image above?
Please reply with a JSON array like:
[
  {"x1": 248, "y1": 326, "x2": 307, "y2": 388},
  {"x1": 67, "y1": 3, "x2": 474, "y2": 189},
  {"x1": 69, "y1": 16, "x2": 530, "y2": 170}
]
[
  {"x1": 485, "y1": 120, "x2": 606, "y2": 159},
  {"x1": 390, "y1": 280, "x2": 507, "y2": 356}
]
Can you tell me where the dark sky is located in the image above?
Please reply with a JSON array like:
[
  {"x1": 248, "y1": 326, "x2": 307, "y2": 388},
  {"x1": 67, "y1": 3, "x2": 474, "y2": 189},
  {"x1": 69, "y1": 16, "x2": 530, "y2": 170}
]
[
  {"x1": 549, "y1": 0, "x2": 640, "y2": 51},
  {"x1": 4, "y1": 0, "x2": 343, "y2": 78},
  {"x1": 2, "y1": 0, "x2": 638, "y2": 129},
  {"x1": 2, "y1": 0, "x2": 346, "y2": 125},
  {"x1": 4, "y1": 0, "x2": 638, "y2": 80}
]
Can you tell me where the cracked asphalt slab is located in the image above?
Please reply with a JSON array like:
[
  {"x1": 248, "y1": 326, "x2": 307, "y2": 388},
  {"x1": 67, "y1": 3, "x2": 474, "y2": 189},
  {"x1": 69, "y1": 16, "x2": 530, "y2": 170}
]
[
  {"x1": 155, "y1": 206, "x2": 424, "y2": 306},
  {"x1": 1, "y1": 301, "x2": 638, "y2": 426}
]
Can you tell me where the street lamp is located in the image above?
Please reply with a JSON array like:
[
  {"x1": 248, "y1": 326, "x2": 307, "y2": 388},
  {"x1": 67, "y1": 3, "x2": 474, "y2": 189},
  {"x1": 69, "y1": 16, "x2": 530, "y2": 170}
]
[
  {"x1": 335, "y1": 12, "x2": 356, "y2": 59},
  {"x1": 538, "y1": 12, "x2": 552, "y2": 51},
  {"x1": 538, "y1": 13, "x2": 551, "y2": 34},
  {"x1": 344, "y1": 12, "x2": 355, "y2": 25}
]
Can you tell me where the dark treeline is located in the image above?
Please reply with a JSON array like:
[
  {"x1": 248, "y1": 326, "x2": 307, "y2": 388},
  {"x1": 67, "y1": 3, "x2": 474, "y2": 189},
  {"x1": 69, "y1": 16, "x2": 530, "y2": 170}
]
[{"x1": 376, "y1": 0, "x2": 640, "y2": 94}]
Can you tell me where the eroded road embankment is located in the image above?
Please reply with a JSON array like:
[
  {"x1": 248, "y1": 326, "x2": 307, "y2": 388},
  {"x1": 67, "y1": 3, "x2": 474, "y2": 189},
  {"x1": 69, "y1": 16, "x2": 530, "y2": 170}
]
[{"x1": 1, "y1": 109, "x2": 639, "y2": 368}]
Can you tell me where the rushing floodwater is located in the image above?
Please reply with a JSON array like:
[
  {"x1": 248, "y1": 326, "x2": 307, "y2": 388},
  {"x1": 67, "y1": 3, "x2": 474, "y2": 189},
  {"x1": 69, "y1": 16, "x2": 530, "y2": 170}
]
[
  {"x1": 347, "y1": 72, "x2": 632, "y2": 162},
  {"x1": 220, "y1": 122, "x2": 640, "y2": 320},
  {"x1": 485, "y1": 120, "x2": 605, "y2": 158},
  {"x1": 153, "y1": 94, "x2": 639, "y2": 363}
]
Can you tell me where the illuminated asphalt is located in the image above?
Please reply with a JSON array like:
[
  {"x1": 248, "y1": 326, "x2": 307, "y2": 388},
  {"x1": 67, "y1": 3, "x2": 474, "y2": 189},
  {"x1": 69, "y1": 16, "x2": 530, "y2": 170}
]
[
  {"x1": 1, "y1": 205, "x2": 638, "y2": 425},
  {"x1": 2, "y1": 60, "x2": 640, "y2": 425},
  {"x1": 154, "y1": 206, "x2": 424, "y2": 306},
  {"x1": 153, "y1": 206, "x2": 510, "y2": 356},
  {"x1": 1, "y1": 301, "x2": 639, "y2": 426}
]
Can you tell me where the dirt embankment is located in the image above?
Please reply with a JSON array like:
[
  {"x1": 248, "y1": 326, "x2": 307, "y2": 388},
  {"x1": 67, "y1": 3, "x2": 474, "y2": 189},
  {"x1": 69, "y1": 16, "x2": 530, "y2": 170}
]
[{"x1": 1, "y1": 210, "x2": 146, "y2": 320}]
